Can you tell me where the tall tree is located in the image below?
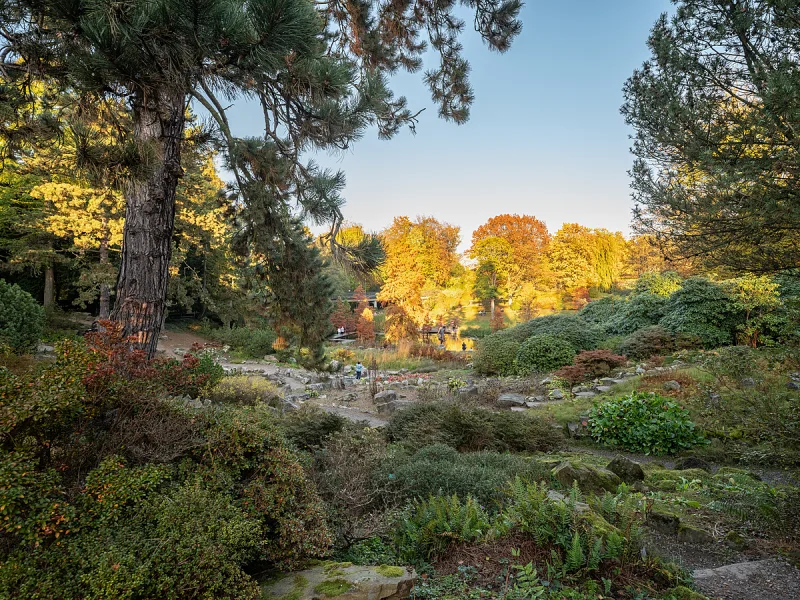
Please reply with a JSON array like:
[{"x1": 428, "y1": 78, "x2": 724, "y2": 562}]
[
  {"x1": 470, "y1": 235, "x2": 516, "y2": 318},
  {"x1": 378, "y1": 216, "x2": 460, "y2": 323},
  {"x1": 1, "y1": 0, "x2": 523, "y2": 356},
  {"x1": 471, "y1": 213, "x2": 550, "y2": 280},
  {"x1": 622, "y1": 0, "x2": 800, "y2": 274}
]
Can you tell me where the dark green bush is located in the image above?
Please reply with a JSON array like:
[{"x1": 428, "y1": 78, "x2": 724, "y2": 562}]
[
  {"x1": 387, "y1": 444, "x2": 549, "y2": 509},
  {"x1": 387, "y1": 401, "x2": 564, "y2": 453},
  {"x1": 588, "y1": 392, "x2": 707, "y2": 455},
  {"x1": 473, "y1": 332, "x2": 521, "y2": 375},
  {"x1": 514, "y1": 313, "x2": 601, "y2": 351},
  {"x1": 515, "y1": 334, "x2": 576, "y2": 374},
  {"x1": 279, "y1": 405, "x2": 348, "y2": 451},
  {"x1": 0, "y1": 279, "x2": 45, "y2": 353},
  {"x1": 659, "y1": 278, "x2": 737, "y2": 348},
  {"x1": 616, "y1": 325, "x2": 674, "y2": 359},
  {"x1": 204, "y1": 324, "x2": 277, "y2": 358},
  {"x1": 578, "y1": 297, "x2": 621, "y2": 326},
  {"x1": 605, "y1": 293, "x2": 667, "y2": 335}
]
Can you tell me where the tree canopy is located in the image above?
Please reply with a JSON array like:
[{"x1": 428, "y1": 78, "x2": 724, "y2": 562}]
[{"x1": 623, "y1": 0, "x2": 800, "y2": 274}]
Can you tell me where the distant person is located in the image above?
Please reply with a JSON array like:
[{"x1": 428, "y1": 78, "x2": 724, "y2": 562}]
[
  {"x1": 355, "y1": 361, "x2": 363, "y2": 380},
  {"x1": 462, "y1": 342, "x2": 467, "y2": 352},
  {"x1": 437, "y1": 325, "x2": 445, "y2": 345}
]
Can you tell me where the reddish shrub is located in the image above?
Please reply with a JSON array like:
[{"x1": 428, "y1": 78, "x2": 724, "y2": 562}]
[{"x1": 554, "y1": 349, "x2": 627, "y2": 385}]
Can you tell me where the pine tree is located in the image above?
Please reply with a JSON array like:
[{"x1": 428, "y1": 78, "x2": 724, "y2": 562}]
[{"x1": 1, "y1": 0, "x2": 523, "y2": 356}]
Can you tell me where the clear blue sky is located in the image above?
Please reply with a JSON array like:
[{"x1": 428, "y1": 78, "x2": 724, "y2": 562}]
[{"x1": 223, "y1": 1, "x2": 673, "y2": 250}]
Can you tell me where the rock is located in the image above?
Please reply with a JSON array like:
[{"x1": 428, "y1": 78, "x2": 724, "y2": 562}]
[
  {"x1": 496, "y1": 393, "x2": 527, "y2": 408},
  {"x1": 663, "y1": 380, "x2": 681, "y2": 391},
  {"x1": 457, "y1": 384, "x2": 479, "y2": 398},
  {"x1": 678, "y1": 524, "x2": 714, "y2": 544},
  {"x1": 540, "y1": 377, "x2": 552, "y2": 385},
  {"x1": 510, "y1": 406, "x2": 528, "y2": 412},
  {"x1": 307, "y1": 382, "x2": 330, "y2": 391},
  {"x1": 574, "y1": 391, "x2": 597, "y2": 398},
  {"x1": 636, "y1": 365, "x2": 646, "y2": 374},
  {"x1": 606, "y1": 455, "x2": 645, "y2": 483},
  {"x1": 566, "y1": 420, "x2": 590, "y2": 438},
  {"x1": 595, "y1": 385, "x2": 612, "y2": 393},
  {"x1": 549, "y1": 389, "x2": 564, "y2": 400},
  {"x1": 599, "y1": 377, "x2": 618, "y2": 386},
  {"x1": 374, "y1": 390, "x2": 398, "y2": 403},
  {"x1": 693, "y1": 558, "x2": 800, "y2": 600},
  {"x1": 525, "y1": 401, "x2": 545, "y2": 408},
  {"x1": 551, "y1": 461, "x2": 621, "y2": 495},
  {"x1": 788, "y1": 381, "x2": 800, "y2": 390},
  {"x1": 526, "y1": 395, "x2": 546, "y2": 402},
  {"x1": 725, "y1": 530, "x2": 748, "y2": 550},
  {"x1": 329, "y1": 359, "x2": 341, "y2": 372},
  {"x1": 647, "y1": 509, "x2": 680, "y2": 534},
  {"x1": 740, "y1": 377, "x2": 756, "y2": 388},
  {"x1": 262, "y1": 563, "x2": 416, "y2": 600},
  {"x1": 674, "y1": 457, "x2": 712, "y2": 472},
  {"x1": 546, "y1": 489, "x2": 590, "y2": 513}
]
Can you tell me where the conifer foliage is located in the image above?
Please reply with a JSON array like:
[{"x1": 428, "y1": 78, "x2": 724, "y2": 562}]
[{"x1": 0, "y1": 0, "x2": 523, "y2": 356}]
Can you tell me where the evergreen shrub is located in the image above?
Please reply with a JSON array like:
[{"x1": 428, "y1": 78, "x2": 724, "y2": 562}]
[
  {"x1": 0, "y1": 279, "x2": 45, "y2": 353},
  {"x1": 659, "y1": 278, "x2": 736, "y2": 348},
  {"x1": 515, "y1": 334, "x2": 576, "y2": 374},
  {"x1": 387, "y1": 402, "x2": 564, "y2": 453},
  {"x1": 473, "y1": 332, "x2": 521, "y2": 375},
  {"x1": 605, "y1": 293, "x2": 667, "y2": 335},
  {"x1": 588, "y1": 392, "x2": 707, "y2": 455},
  {"x1": 616, "y1": 326, "x2": 674, "y2": 359}
]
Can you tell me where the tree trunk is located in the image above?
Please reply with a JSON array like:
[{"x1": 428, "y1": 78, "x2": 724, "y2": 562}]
[
  {"x1": 43, "y1": 263, "x2": 55, "y2": 309},
  {"x1": 99, "y1": 233, "x2": 110, "y2": 319},
  {"x1": 111, "y1": 92, "x2": 186, "y2": 358},
  {"x1": 490, "y1": 296, "x2": 495, "y2": 319}
]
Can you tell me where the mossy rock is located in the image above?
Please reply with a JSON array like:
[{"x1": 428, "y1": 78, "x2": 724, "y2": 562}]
[
  {"x1": 646, "y1": 509, "x2": 680, "y2": 534},
  {"x1": 263, "y1": 564, "x2": 416, "y2": 600},
  {"x1": 580, "y1": 509, "x2": 620, "y2": 538},
  {"x1": 666, "y1": 585, "x2": 707, "y2": 600},
  {"x1": 724, "y1": 530, "x2": 747, "y2": 550},
  {"x1": 677, "y1": 524, "x2": 713, "y2": 545},
  {"x1": 552, "y1": 460, "x2": 621, "y2": 495},
  {"x1": 646, "y1": 468, "x2": 709, "y2": 487},
  {"x1": 314, "y1": 578, "x2": 352, "y2": 597}
]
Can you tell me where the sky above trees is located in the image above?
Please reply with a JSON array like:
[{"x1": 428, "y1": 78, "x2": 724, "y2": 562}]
[{"x1": 222, "y1": 0, "x2": 674, "y2": 250}]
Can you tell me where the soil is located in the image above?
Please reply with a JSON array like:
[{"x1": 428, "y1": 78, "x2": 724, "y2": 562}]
[{"x1": 693, "y1": 559, "x2": 800, "y2": 600}]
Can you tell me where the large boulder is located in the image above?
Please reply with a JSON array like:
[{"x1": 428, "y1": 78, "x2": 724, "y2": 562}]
[
  {"x1": 673, "y1": 457, "x2": 712, "y2": 473},
  {"x1": 496, "y1": 393, "x2": 527, "y2": 408},
  {"x1": 551, "y1": 461, "x2": 621, "y2": 495},
  {"x1": 606, "y1": 456, "x2": 645, "y2": 484},
  {"x1": 263, "y1": 563, "x2": 416, "y2": 600}
]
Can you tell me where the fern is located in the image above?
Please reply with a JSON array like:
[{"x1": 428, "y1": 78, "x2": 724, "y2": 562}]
[
  {"x1": 604, "y1": 530, "x2": 624, "y2": 560},
  {"x1": 587, "y1": 537, "x2": 603, "y2": 571},
  {"x1": 565, "y1": 532, "x2": 585, "y2": 572}
]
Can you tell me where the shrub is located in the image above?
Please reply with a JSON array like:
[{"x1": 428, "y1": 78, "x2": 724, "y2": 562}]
[
  {"x1": 0, "y1": 279, "x2": 45, "y2": 353},
  {"x1": 205, "y1": 324, "x2": 277, "y2": 358},
  {"x1": 514, "y1": 313, "x2": 601, "y2": 352},
  {"x1": 387, "y1": 444, "x2": 548, "y2": 509},
  {"x1": 279, "y1": 405, "x2": 348, "y2": 451},
  {"x1": 605, "y1": 293, "x2": 667, "y2": 335},
  {"x1": 387, "y1": 401, "x2": 564, "y2": 453},
  {"x1": 659, "y1": 278, "x2": 737, "y2": 348},
  {"x1": 207, "y1": 375, "x2": 280, "y2": 406},
  {"x1": 633, "y1": 271, "x2": 683, "y2": 297},
  {"x1": 473, "y1": 333, "x2": 521, "y2": 375},
  {"x1": 515, "y1": 334, "x2": 576, "y2": 374},
  {"x1": 578, "y1": 297, "x2": 621, "y2": 326},
  {"x1": 554, "y1": 350, "x2": 627, "y2": 384},
  {"x1": 616, "y1": 326, "x2": 674, "y2": 360},
  {"x1": 588, "y1": 392, "x2": 707, "y2": 455}
]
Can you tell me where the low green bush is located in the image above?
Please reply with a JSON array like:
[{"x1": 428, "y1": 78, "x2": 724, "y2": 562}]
[
  {"x1": 588, "y1": 392, "x2": 707, "y2": 455},
  {"x1": 387, "y1": 444, "x2": 549, "y2": 509},
  {"x1": 207, "y1": 375, "x2": 280, "y2": 406},
  {"x1": 659, "y1": 278, "x2": 737, "y2": 348},
  {"x1": 204, "y1": 324, "x2": 277, "y2": 358},
  {"x1": 515, "y1": 334, "x2": 576, "y2": 374},
  {"x1": 279, "y1": 405, "x2": 348, "y2": 451},
  {"x1": 578, "y1": 297, "x2": 621, "y2": 326},
  {"x1": 514, "y1": 313, "x2": 601, "y2": 352},
  {"x1": 473, "y1": 332, "x2": 520, "y2": 375},
  {"x1": 387, "y1": 402, "x2": 564, "y2": 454},
  {"x1": 0, "y1": 279, "x2": 45, "y2": 353},
  {"x1": 616, "y1": 325, "x2": 674, "y2": 359},
  {"x1": 605, "y1": 293, "x2": 667, "y2": 335}
]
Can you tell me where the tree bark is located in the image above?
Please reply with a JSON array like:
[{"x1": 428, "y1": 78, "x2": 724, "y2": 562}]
[
  {"x1": 43, "y1": 263, "x2": 55, "y2": 309},
  {"x1": 99, "y1": 232, "x2": 110, "y2": 319},
  {"x1": 111, "y1": 91, "x2": 185, "y2": 358}
]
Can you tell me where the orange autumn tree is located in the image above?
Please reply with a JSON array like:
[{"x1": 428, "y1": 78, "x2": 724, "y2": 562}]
[
  {"x1": 378, "y1": 216, "x2": 460, "y2": 331},
  {"x1": 471, "y1": 214, "x2": 551, "y2": 281}
]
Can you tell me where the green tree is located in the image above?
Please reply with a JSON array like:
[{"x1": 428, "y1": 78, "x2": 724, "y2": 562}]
[
  {"x1": 623, "y1": 0, "x2": 800, "y2": 274},
  {"x1": 1, "y1": 0, "x2": 522, "y2": 356},
  {"x1": 470, "y1": 236, "x2": 516, "y2": 319}
]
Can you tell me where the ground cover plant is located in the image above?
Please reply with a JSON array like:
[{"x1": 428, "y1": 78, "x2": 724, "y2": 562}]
[{"x1": 587, "y1": 392, "x2": 707, "y2": 455}]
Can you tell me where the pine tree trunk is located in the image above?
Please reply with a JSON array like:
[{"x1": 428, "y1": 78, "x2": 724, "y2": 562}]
[
  {"x1": 43, "y1": 263, "x2": 55, "y2": 309},
  {"x1": 111, "y1": 92, "x2": 185, "y2": 358},
  {"x1": 99, "y1": 233, "x2": 110, "y2": 319}
]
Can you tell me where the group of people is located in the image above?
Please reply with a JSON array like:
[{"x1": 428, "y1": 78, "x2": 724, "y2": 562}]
[{"x1": 336, "y1": 325, "x2": 346, "y2": 336}]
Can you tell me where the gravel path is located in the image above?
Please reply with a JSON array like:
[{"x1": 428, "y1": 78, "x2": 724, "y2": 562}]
[
  {"x1": 693, "y1": 559, "x2": 800, "y2": 600},
  {"x1": 318, "y1": 404, "x2": 388, "y2": 427}
]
